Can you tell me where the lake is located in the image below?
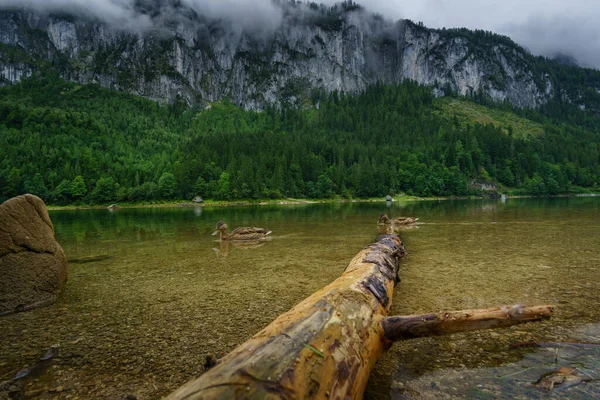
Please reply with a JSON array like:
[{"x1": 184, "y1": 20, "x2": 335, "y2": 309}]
[{"x1": 1, "y1": 198, "x2": 599, "y2": 399}]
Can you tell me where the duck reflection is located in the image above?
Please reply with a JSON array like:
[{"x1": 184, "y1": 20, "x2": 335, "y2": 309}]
[
  {"x1": 212, "y1": 239, "x2": 268, "y2": 258},
  {"x1": 378, "y1": 224, "x2": 419, "y2": 235}
]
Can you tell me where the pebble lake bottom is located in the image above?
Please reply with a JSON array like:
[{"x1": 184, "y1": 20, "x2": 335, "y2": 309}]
[{"x1": 1, "y1": 197, "x2": 599, "y2": 399}]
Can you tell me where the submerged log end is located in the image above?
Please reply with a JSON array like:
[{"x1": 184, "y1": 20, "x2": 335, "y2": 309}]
[{"x1": 382, "y1": 304, "x2": 554, "y2": 342}]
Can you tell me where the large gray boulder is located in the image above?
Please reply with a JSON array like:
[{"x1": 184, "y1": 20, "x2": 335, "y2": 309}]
[{"x1": 0, "y1": 194, "x2": 67, "y2": 315}]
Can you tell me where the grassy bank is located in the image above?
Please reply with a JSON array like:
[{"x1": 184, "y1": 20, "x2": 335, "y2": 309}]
[{"x1": 45, "y1": 191, "x2": 600, "y2": 211}]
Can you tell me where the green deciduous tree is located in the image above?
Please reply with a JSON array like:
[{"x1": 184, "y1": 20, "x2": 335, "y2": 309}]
[
  {"x1": 70, "y1": 176, "x2": 87, "y2": 200},
  {"x1": 217, "y1": 172, "x2": 231, "y2": 200},
  {"x1": 158, "y1": 172, "x2": 177, "y2": 199},
  {"x1": 53, "y1": 179, "x2": 72, "y2": 204},
  {"x1": 91, "y1": 177, "x2": 118, "y2": 204},
  {"x1": 24, "y1": 173, "x2": 49, "y2": 200}
]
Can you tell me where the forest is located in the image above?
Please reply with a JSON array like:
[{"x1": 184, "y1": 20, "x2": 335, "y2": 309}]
[{"x1": 0, "y1": 75, "x2": 598, "y2": 205}]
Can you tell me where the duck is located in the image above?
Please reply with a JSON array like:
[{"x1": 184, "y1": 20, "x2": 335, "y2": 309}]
[
  {"x1": 212, "y1": 221, "x2": 272, "y2": 241},
  {"x1": 377, "y1": 213, "x2": 419, "y2": 225}
]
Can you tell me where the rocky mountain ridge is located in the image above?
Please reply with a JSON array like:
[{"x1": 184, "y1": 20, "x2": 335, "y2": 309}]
[{"x1": 0, "y1": 1, "x2": 586, "y2": 110}]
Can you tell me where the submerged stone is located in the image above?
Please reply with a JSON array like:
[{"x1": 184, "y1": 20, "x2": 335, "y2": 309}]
[{"x1": 0, "y1": 194, "x2": 67, "y2": 315}]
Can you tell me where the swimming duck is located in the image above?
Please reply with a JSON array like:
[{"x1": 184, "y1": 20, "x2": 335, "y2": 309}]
[
  {"x1": 377, "y1": 213, "x2": 419, "y2": 225},
  {"x1": 212, "y1": 221, "x2": 272, "y2": 241}
]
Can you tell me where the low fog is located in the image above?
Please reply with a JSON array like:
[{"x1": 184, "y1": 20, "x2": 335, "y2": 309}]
[{"x1": 0, "y1": 0, "x2": 283, "y2": 32}]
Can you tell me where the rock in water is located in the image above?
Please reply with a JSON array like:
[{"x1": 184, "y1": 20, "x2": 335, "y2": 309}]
[{"x1": 0, "y1": 194, "x2": 67, "y2": 315}]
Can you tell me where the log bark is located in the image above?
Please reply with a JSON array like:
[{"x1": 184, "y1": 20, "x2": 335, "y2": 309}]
[
  {"x1": 167, "y1": 234, "x2": 405, "y2": 399},
  {"x1": 168, "y1": 233, "x2": 552, "y2": 399},
  {"x1": 382, "y1": 305, "x2": 553, "y2": 342}
]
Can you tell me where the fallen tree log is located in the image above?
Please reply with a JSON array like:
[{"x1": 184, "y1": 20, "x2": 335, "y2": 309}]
[
  {"x1": 168, "y1": 233, "x2": 552, "y2": 399},
  {"x1": 168, "y1": 233, "x2": 404, "y2": 399}
]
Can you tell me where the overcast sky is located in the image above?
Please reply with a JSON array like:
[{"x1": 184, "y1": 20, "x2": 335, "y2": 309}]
[{"x1": 2, "y1": 0, "x2": 599, "y2": 68}]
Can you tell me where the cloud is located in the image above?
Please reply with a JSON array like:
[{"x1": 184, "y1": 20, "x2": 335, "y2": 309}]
[
  {"x1": 2, "y1": 0, "x2": 599, "y2": 68},
  {"x1": 0, "y1": 0, "x2": 283, "y2": 33},
  {"x1": 182, "y1": 0, "x2": 282, "y2": 33},
  {"x1": 0, "y1": 0, "x2": 152, "y2": 31},
  {"x1": 317, "y1": 0, "x2": 600, "y2": 68},
  {"x1": 502, "y1": 14, "x2": 600, "y2": 69},
  {"x1": 332, "y1": 0, "x2": 600, "y2": 68}
]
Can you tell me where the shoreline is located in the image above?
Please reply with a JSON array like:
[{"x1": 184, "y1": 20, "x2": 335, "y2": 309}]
[{"x1": 46, "y1": 192, "x2": 600, "y2": 211}]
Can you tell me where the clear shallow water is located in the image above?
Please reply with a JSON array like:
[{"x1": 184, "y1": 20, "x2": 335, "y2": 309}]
[{"x1": 0, "y1": 198, "x2": 599, "y2": 399}]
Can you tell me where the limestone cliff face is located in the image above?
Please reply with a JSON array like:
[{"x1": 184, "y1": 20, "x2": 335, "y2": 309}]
[{"x1": 0, "y1": 6, "x2": 553, "y2": 109}]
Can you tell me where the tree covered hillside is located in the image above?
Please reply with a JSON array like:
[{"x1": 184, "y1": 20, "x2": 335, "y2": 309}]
[{"x1": 0, "y1": 75, "x2": 598, "y2": 205}]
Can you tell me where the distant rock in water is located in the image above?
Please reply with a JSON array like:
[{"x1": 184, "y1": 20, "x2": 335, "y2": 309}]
[{"x1": 0, "y1": 194, "x2": 67, "y2": 316}]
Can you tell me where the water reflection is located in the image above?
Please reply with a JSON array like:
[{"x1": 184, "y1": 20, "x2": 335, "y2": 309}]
[
  {"x1": 212, "y1": 239, "x2": 269, "y2": 258},
  {"x1": 0, "y1": 198, "x2": 598, "y2": 399},
  {"x1": 367, "y1": 197, "x2": 600, "y2": 399}
]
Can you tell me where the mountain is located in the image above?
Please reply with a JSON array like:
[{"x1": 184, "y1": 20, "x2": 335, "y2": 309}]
[{"x1": 2, "y1": 1, "x2": 598, "y2": 111}]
